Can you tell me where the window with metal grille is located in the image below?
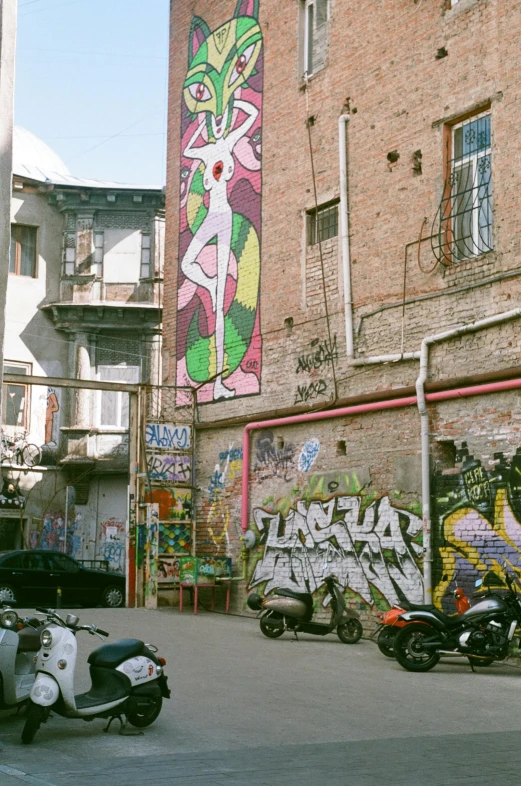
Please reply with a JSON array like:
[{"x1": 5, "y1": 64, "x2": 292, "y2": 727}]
[
  {"x1": 433, "y1": 112, "x2": 492, "y2": 264},
  {"x1": 9, "y1": 225, "x2": 37, "y2": 277},
  {"x1": 96, "y1": 335, "x2": 142, "y2": 429},
  {"x1": 307, "y1": 201, "x2": 339, "y2": 245}
]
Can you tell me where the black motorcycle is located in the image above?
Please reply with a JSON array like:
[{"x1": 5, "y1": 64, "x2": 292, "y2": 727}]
[{"x1": 393, "y1": 570, "x2": 521, "y2": 672}]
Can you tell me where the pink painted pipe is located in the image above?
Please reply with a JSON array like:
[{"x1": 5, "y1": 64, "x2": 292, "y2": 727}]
[{"x1": 240, "y1": 377, "x2": 521, "y2": 532}]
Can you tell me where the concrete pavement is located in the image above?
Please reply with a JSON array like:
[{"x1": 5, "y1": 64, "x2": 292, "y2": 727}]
[{"x1": 1, "y1": 607, "x2": 521, "y2": 784}]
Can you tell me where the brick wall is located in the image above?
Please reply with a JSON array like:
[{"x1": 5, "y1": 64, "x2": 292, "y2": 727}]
[{"x1": 164, "y1": 0, "x2": 521, "y2": 623}]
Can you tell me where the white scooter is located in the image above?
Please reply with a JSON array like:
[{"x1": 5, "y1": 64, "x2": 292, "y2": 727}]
[
  {"x1": 0, "y1": 607, "x2": 43, "y2": 711},
  {"x1": 22, "y1": 607, "x2": 170, "y2": 744}
]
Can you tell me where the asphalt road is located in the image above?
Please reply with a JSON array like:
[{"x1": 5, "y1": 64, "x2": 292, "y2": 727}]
[{"x1": 1, "y1": 608, "x2": 521, "y2": 785}]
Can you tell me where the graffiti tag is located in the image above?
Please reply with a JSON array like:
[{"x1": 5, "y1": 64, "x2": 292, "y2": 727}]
[
  {"x1": 296, "y1": 335, "x2": 338, "y2": 374},
  {"x1": 298, "y1": 439, "x2": 320, "y2": 473},
  {"x1": 145, "y1": 423, "x2": 192, "y2": 450},
  {"x1": 294, "y1": 379, "x2": 328, "y2": 405},
  {"x1": 255, "y1": 431, "x2": 296, "y2": 482},
  {"x1": 147, "y1": 454, "x2": 192, "y2": 483}
]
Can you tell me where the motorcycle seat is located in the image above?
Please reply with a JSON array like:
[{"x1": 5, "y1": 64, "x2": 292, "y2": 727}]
[
  {"x1": 401, "y1": 602, "x2": 437, "y2": 612},
  {"x1": 17, "y1": 626, "x2": 44, "y2": 652},
  {"x1": 274, "y1": 588, "x2": 314, "y2": 605},
  {"x1": 88, "y1": 638, "x2": 144, "y2": 668}
]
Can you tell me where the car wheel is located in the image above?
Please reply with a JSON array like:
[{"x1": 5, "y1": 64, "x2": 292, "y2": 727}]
[
  {"x1": 0, "y1": 584, "x2": 17, "y2": 604},
  {"x1": 102, "y1": 585, "x2": 124, "y2": 608}
]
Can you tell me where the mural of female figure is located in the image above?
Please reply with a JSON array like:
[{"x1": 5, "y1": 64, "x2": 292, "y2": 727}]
[
  {"x1": 182, "y1": 99, "x2": 258, "y2": 400},
  {"x1": 178, "y1": 0, "x2": 263, "y2": 402}
]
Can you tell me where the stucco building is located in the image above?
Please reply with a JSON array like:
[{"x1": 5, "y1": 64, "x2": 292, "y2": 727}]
[
  {"x1": 1, "y1": 128, "x2": 164, "y2": 575},
  {"x1": 164, "y1": 0, "x2": 521, "y2": 619}
]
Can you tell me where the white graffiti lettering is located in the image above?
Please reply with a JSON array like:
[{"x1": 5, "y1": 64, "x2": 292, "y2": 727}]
[{"x1": 249, "y1": 495, "x2": 423, "y2": 606}]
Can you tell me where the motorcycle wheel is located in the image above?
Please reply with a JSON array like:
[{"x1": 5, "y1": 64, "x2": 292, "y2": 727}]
[
  {"x1": 377, "y1": 626, "x2": 397, "y2": 658},
  {"x1": 394, "y1": 623, "x2": 440, "y2": 672},
  {"x1": 260, "y1": 612, "x2": 284, "y2": 639},
  {"x1": 337, "y1": 618, "x2": 363, "y2": 644},
  {"x1": 127, "y1": 695, "x2": 162, "y2": 728},
  {"x1": 21, "y1": 701, "x2": 45, "y2": 745}
]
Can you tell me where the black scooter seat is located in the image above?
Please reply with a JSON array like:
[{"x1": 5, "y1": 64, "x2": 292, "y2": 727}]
[
  {"x1": 274, "y1": 588, "x2": 314, "y2": 604},
  {"x1": 17, "y1": 626, "x2": 44, "y2": 652},
  {"x1": 88, "y1": 638, "x2": 144, "y2": 668}
]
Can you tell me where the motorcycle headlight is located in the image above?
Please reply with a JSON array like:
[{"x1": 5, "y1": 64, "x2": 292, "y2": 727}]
[
  {"x1": 41, "y1": 628, "x2": 53, "y2": 648},
  {"x1": 1, "y1": 609, "x2": 18, "y2": 629}
]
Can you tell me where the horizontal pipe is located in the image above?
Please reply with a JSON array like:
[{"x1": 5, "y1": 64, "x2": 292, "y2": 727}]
[{"x1": 350, "y1": 352, "x2": 420, "y2": 366}]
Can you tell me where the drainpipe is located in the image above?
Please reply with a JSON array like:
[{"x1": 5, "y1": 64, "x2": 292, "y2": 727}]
[
  {"x1": 339, "y1": 113, "x2": 353, "y2": 360},
  {"x1": 416, "y1": 308, "x2": 521, "y2": 603}
]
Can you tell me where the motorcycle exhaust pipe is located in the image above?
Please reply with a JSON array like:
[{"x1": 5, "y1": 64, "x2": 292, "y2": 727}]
[{"x1": 437, "y1": 650, "x2": 466, "y2": 657}]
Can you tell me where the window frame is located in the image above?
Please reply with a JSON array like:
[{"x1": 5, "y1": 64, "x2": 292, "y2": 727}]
[
  {"x1": 96, "y1": 364, "x2": 140, "y2": 430},
  {"x1": 443, "y1": 109, "x2": 492, "y2": 262},
  {"x1": 62, "y1": 231, "x2": 77, "y2": 277},
  {"x1": 306, "y1": 199, "x2": 339, "y2": 246},
  {"x1": 9, "y1": 224, "x2": 38, "y2": 278},
  {"x1": 302, "y1": 0, "x2": 329, "y2": 79},
  {"x1": 140, "y1": 232, "x2": 152, "y2": 279},
  {"x1": 2, "y1": 361, "x2": 31, "y2": 430},
  {"x1": 93, "y1": 231, "x2": 104, "y2": 277}
]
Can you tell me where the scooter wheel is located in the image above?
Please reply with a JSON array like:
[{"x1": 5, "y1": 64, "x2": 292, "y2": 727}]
[
  {"x1": 127, "y1": 695, "x2": 163, "y2": 728},
  {"x1": 337, "y1": 619, "x2": 363, "y2": 644},
  {"x1": 377, "y1": 626, "x2": 397, "y2": 658},
  {"x1": 260, "y1": 612, "x2": 284, "y2": 639},
  {"x1": 21, "y1": 701, "x2": 45, "y2": 745}
]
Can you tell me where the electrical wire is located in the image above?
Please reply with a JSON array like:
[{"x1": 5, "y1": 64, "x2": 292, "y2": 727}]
[{"x1": 68, "y1": 109, "x2": 164, "y2": 161}]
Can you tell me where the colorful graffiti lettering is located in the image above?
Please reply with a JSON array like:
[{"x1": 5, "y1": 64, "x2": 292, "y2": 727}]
[
  {"x1": 434, "y1": 446, "x2": 521, "y2": 610},
  {"x1": 298, "y1": 439, "x2": 320, "y2": 473},
  {"x1": 206, "y1": 443, "x2": 243, "y2": 551},
  {"x1": 146, "y1": 453, "x2": 192, "y2": 483},
  {"x1": 176, "y1": 0, "x2": 264, "y2": 402},
  {"x1": 145, "y1": 423, "x2": 192, "y2": 450},
  {"x1": 249, "y1": 494, "x2": 423, "y2": 607}
]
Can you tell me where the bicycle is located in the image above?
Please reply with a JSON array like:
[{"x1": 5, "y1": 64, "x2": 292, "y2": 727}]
[{"x1": 0, "y1": 432, "x2": 42, "y2": 468}]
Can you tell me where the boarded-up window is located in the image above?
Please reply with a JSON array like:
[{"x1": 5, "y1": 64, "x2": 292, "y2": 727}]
[{"x1": 102, "y1": 228, "x2": 142, "y2": 283}]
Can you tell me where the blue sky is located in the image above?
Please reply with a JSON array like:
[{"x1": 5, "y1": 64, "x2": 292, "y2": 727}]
[{"x1": 15, "y1": 0, "x2": 169, "y2": 186}]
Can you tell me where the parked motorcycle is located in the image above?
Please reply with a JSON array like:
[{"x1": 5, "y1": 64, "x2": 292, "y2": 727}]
[
  {"x1": 247, "y1": 574, "x2": 363, "y2": 644},
  {"x1": 22, "y1": 607, "x2": 170, "y2": 744},
  {"x1": 393, "y1": 570, "x2": 521, "y2": 672},
  {"x1": 0, "y1": 607, "x2": 44, "y2": 711},
  {"x1": 375, "y1": 587, "x2": 470, "y2": 658}
]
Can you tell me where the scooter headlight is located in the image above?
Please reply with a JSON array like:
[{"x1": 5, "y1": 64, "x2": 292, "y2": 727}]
[
  {"x1": 41, "y1": 628, "x2": 53, "y2": 648},
  {"x1": 1, "y1": 609, "x2": 18, "y2": 629}
]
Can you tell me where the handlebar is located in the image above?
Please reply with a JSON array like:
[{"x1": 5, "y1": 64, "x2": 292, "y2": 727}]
[
  {"x1": 34, "y1": 608, "x2": 109, "y2": 637},
  {"x1": 95, "y1": 628, "x2": 109, "y2": 637}
]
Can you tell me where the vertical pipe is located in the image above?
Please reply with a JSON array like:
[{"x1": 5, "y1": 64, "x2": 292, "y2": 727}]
[
  {"x1": 338, "y1": 113, "x2": 353, "y2": 359},
  {"x1": 64, "y1": 486, "x2": 69, "y2": 557},
  {"x1": 416, "y1": 340, "x2": 431, "y2": 603}
]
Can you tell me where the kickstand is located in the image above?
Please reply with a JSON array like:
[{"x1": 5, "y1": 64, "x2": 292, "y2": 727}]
[
  {"x1": 103, "y1": 714, "x2": 144, "y2": 737},
  {"x1": 291, "y1": 630, "x2": 299, "y2": 642},
  {"x1": 11, "y1": 704, "x2": 25, "y2": 717},
  {"x1": 468, "y1": 657, "x2": 476, "y2": 673}
]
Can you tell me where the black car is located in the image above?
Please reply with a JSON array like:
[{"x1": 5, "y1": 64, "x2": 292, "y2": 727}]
[{"x1": 0, "y1": 550, "x2": 125, "y2": 608}]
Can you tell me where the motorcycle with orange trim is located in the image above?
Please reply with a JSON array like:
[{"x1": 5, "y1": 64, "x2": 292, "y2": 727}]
[{"x1": 375, "y1": 587, "x2": 470, "y2": 658}]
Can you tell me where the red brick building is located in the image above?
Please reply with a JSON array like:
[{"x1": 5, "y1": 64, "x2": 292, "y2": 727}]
[{"x1": 164, "y1": 0, "x2": 521, "y2": 622}]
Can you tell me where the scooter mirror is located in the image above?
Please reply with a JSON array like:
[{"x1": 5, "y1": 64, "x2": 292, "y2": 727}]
[{"x1": 65, "y1": 613, "x2": 79, "y2": 627}]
